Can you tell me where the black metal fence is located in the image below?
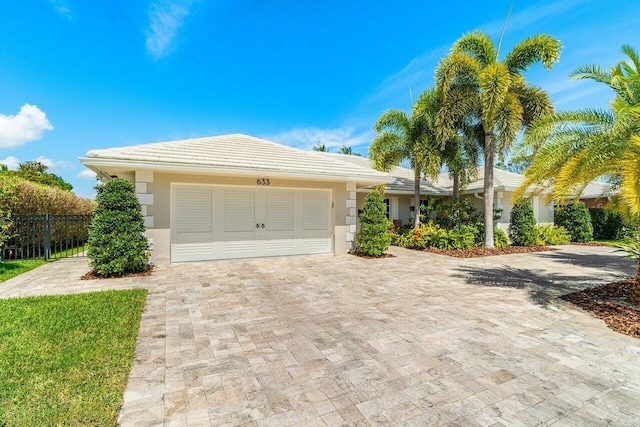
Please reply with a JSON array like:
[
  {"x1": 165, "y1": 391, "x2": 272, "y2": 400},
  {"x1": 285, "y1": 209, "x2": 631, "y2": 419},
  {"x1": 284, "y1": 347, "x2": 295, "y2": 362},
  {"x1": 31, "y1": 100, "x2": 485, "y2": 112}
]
[{"x1": 1, "y1": 214, "x2": 93, "y2": 261}]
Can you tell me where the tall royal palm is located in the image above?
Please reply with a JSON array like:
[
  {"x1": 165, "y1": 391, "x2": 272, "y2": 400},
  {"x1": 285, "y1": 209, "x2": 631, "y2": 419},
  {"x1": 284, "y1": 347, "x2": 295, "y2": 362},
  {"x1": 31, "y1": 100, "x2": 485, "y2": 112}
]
[
  {"x1": 369, "y1": 88, "x2": 442, "y2": 228},
  {"x1": 515, "y1": 45, "x2": 640, "y2": 303},
  {"x1": 436, "y1": 30, "x2": 560, "y2": 247}
]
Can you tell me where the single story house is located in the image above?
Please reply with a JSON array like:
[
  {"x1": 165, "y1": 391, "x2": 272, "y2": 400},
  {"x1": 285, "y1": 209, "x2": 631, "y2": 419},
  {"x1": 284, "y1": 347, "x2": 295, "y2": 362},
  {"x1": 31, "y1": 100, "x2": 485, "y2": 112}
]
[
  {"x1": 80, "y1": 134, "x2": 391, "y2": 265},
  {"x1": 318, "y1": 153, "x2": 554, "y2": 233}
]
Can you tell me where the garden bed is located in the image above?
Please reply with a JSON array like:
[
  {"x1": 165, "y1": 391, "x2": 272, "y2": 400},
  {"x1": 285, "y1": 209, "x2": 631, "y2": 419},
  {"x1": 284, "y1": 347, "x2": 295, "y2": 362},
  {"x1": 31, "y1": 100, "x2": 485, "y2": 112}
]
[
  {"x1": 81, "y1": 265, "x2": 154, "y2": 280},
  {"x1": 561, "y1": 278, "x2": 639, "y2": 338},
  {"x1": 420, "y1": 245, "x2": 557, "y2": 258}
]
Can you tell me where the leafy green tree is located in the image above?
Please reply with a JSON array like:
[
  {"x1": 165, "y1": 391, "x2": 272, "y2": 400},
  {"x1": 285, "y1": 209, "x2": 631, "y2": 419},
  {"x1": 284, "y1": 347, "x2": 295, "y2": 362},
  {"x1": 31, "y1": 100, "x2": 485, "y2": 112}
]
[
  {"x1": 88, "y1": 179, "x2": 149, "y2": 276},
  {"x1": 369, "y1": 88, "x2": 442, "y2": 228},
  {"x1": 0, "y1": 161, "x2": 73, "y2": 191},
  {"x1": 436, "y1": 29, "x2": 561, "y2": 247},
  {"x1": 509, "y1": 199, "x2": 538, "y2": 246},
  {"x1": 356, "y1": 191, "x2": 392, "y2": 257},
  {"x1": 514, "y1": 45, "x2": 640, "y2": 302}
]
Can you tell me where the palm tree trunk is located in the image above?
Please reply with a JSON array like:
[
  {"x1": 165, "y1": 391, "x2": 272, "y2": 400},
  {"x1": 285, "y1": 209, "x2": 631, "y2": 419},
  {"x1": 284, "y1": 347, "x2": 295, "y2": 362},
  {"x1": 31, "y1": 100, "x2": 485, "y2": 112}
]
[
  {"x1": 414, "y1": 168, "x2": 421, "y2": 229},
  {"x1": 452, "y1": 171, "x2": 460, "y2": 201},
  {"x1": 484, "y1": 132, "x2": 495, "y2": 248},
  {"x1": 632, "y1": 220, "x2": 640, "y2": 304}
]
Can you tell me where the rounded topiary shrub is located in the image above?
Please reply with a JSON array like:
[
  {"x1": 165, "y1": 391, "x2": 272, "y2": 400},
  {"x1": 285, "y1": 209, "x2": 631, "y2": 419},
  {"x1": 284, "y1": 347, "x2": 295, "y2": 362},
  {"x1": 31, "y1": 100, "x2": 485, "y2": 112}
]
[
  {"x1": 88, "y1": 178, "x2": 149, "y2": 276},
  {"x1": 555, "y1": 202, "x2": 593, "y2": 242},
  {"x1": 509, "y1": 199, "x2": 538, "y2": 246},
  {"x1": 356, "y1": 191, "x2": 391, "y2": 257}
]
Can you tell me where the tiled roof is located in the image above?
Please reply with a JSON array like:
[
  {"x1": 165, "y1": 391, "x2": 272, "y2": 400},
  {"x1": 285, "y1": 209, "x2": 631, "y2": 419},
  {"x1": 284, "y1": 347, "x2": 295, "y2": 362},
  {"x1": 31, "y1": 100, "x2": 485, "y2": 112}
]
[
  {"x1": 81, "y1": 134, "x2": 392, "y2": 184},
  {"x1": 314, "y1": 152, "x2": 450, "y2": 195}
]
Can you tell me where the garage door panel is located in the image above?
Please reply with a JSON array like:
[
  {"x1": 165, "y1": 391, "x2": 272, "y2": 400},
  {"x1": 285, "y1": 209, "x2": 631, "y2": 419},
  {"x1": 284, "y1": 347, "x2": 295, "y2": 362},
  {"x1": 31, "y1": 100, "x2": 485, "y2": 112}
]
[
  {"x1": 302, "y1": 192, "x2": 330, "y2": 231},
  {"x1": 224, "y1": 190, "x2": 255, "y2": 232},
  {"x1": 176, "y1": 187, "x2": 212, "y2": 234},
  {"x1": 173, "y1": 243, "x2": 214, "y2": 262}
]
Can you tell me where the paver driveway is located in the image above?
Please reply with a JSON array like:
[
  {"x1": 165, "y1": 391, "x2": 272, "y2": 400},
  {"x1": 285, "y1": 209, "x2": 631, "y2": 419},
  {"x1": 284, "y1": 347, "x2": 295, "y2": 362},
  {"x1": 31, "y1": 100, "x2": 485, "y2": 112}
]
[{"x1": 1, "y1": 245, "x2": 639, "y2": 426}]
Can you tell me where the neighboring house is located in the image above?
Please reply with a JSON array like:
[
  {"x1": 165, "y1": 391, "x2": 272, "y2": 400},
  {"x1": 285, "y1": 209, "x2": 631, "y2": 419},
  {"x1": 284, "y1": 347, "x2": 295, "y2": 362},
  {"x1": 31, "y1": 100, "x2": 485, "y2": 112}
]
[
  {"x1": 318, "y1": 153, "x2": 554, "y2": 233},
  {"x1": 579, "y1": 181, "x2": 616, "y2": 208},
  {"x1": 80, "y1": 134, "x2": 391, "y2": 265}
]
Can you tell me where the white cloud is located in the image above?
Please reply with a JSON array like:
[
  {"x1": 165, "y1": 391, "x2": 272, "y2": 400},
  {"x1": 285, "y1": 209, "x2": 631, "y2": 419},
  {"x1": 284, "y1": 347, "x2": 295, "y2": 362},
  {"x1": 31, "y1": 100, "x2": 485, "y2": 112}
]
[
  {"x1": 34, "y1": 156, "x2": 72, "y2": 173},
  {"x1": 48, "y1": 0, "x2": 72, "y2": 20},
  {"x1": 145, "y1": 0, "x2": 197, "y2": 60},
  {"x1": 0, "y1": 104, "x2": 54, "y2": 149},
  {"x1": 78, "y1": 169, "x2": 97, "y2": 180},
  {"x1": 269, "y1": 127, "x2": 373, "y2": 151},
  {"x1": 0, "y1": 156, "x2": 20, "y2": 170}
]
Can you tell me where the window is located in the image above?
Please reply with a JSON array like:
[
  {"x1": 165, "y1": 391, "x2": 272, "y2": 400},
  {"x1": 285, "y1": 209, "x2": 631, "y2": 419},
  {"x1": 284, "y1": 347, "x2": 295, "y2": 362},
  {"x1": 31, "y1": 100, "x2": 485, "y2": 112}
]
[{"x1": 384, "y1": 198, "x2": 390, "y2": 219}]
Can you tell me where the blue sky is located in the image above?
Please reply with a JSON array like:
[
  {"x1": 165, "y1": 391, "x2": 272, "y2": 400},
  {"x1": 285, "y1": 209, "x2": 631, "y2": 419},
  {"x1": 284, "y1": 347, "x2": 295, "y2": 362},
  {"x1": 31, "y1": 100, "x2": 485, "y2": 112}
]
[{"x1": 0, "y1": 0, "x2": 638, "y2": 198}]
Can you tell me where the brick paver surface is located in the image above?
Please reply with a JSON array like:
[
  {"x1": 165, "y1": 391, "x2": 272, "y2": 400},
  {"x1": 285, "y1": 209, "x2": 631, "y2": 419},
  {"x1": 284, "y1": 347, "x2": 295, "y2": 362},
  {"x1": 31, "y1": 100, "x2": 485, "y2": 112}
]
[{"x1": 1, "y1": 245, "x2": 639, "y2": 426}]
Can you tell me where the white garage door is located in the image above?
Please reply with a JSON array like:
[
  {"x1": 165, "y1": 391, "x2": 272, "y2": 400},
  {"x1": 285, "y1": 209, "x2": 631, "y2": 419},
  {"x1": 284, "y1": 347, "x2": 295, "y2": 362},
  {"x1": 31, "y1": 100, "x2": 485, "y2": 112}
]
[{"x1": 171, "y1": 185, "x2": 332, "y2": 262}]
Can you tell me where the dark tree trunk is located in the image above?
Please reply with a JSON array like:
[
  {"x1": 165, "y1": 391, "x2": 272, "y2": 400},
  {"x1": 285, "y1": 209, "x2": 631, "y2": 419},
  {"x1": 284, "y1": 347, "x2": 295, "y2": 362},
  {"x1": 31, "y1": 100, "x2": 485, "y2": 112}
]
[
  {"x1": 484, "y1": 132, "x2": 495, "y2": 248},
  {"x1": 452, "y1": 171, "x2": 460, "y2": 202},
  {"x1": 632, "y1": 220, "x2": 640, "y2": 304},
  {"x1": 414, "y1": 168, "x2": 421, "y2": 229}
]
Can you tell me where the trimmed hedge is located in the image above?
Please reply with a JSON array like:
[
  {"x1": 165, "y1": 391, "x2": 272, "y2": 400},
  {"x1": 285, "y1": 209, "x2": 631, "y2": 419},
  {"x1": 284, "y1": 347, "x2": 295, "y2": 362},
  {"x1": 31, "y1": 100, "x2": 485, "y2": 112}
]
[
  {"x1": 355, "y1": 192, "x2": 391, "y2": 257},
  {"x1": 536, "y1": 224, "x2": 571, "y2": 245},
  {"x1": 509, "y1": 200, "x2": 538, "y2": 246},
  {"x1": 88, "y1": 179, "x2": 149, "y2": 276},
  {"x1": 0, "y1": 176, "x2": 95, "y2": 215},
  {"x1": 555, "y1": 202, "x2": 593, "y2": 242}
]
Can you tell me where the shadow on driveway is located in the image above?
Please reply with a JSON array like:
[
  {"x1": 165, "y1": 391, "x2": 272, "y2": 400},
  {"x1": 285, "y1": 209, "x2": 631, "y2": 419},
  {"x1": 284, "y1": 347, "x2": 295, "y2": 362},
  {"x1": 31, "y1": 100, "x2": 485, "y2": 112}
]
[
  {"x1": 453, "y1": 265, "x2": 605, "y2": 308},
  {"x1": 534, "y1": 249, "x2": 636, "y2": 276}
]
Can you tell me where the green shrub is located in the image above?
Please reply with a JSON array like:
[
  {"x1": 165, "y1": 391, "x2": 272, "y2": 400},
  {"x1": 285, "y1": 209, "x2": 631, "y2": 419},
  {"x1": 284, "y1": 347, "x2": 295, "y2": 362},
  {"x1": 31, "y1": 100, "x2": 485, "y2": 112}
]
[
  {"x1": 356, "y1": 192, "x2": 392, "y2": 257},
  {"x1": 509, "y1": 200, "x2": 538, "y2": 246},
  {"x1": 494, "y1": 228, "x2": 510, "y2": 248},
  {"x1": 88, "y1": 179, "x2": 149, "y2": 276},
  {"x1": 536, "y1": 224, "x2": 571, "y2": 245},
  {"x1": 555, "y1": 202, "x2": 593, "y2": 242},
  {"x1": 446, "y1": 225, "x2": 476, "y2": 250},
  {"x1": 589, "y1": 208, "x2": 624, "y2": 240}
]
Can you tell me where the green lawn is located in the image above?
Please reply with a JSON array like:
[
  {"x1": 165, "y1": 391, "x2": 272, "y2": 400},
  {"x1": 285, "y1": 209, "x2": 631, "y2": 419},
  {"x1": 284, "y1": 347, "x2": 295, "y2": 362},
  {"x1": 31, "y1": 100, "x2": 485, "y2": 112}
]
[
  {"x1": 0, "y1": 259, "x2": 46, "y2": 283},
  {"x1": 0, "y1": 289, "x2": 147, "y2": 426}
]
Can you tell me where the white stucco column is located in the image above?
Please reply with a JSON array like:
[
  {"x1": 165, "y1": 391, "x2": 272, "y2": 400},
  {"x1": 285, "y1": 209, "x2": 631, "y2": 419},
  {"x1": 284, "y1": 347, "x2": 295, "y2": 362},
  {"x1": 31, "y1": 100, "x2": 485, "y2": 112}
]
[
  {"x1": 135, "y1": 171, "x2": 154, "y2": 251},
  {"x1": 346, "y1": 182, "x2": 357, "y2": 247}
]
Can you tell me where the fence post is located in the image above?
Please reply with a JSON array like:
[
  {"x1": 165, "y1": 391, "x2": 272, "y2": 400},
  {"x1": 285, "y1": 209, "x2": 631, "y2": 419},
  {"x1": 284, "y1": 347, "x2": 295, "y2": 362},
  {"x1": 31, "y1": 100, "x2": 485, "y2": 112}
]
[{"x1": 43, "y1": 214, "x2": 51, "y2": 261}]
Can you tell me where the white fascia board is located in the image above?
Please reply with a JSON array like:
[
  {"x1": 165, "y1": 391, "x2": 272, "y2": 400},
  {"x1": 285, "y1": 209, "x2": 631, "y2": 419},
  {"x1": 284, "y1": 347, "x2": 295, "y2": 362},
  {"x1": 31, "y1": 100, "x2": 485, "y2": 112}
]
[{"x1": 79, "y1": 157, "x2": 392, "y2": 186}]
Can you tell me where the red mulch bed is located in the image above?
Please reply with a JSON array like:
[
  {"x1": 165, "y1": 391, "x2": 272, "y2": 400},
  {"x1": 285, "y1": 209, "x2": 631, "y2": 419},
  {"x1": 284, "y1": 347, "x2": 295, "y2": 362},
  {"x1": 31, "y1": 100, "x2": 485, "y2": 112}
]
[
  {"x1": 81, "y1": 265, "x2": 154, "y2": 280},
  {"x1": 561, "y1": 278, "x2": 640, "y2": 339},
  {"x1": 422, "y1": 245, "x2": 557, "y2": 258}
]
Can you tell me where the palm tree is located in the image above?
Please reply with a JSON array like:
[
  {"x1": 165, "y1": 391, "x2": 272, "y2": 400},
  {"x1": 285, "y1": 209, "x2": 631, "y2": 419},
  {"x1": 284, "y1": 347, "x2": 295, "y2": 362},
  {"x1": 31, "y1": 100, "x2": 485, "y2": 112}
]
[
  {"x1": 441, "y1": 125, "x2": 482, "y2": 201},
  {"x1": 436, "y1": 30, "x2": 560, "y2": 247},
  {"x1": 514, "y1": 44, "x2": 640, "y2": 303},
  {"x1": 369, "y1": 88, "x2": 442, "y2": 228},
  {"x1": 313, "y1": 142, "x2": 329, "y2": 152}
]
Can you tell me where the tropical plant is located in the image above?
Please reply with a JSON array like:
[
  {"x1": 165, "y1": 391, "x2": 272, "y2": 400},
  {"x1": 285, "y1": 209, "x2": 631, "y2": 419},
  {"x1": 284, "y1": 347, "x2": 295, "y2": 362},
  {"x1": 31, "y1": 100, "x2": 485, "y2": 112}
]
[
  {"x1": 536, "y1": 224, "x2": 571, "y2": 245},
  {"x1": 612, "y1": 239, "x2": 639, "y2": 261},
  {"x1": 514, "y1": 44, "x2": 640, "y2": 302},
  {"x1": 355, "y1": 191, "x2": 392, "y2": 257},
  {"x1": 370, "y1": 88, "x2": 442, "y2": 228},
  {"x1": 508, "y1": 199, "x2": 538, "y2": 246},
  {"x1": 589, "y1": 207, "x2": 624, "y2": 240},
  {"x1": 436, "y1": 29, "x2": 561, "y2": 247},
  {"x1": 554, "y1": 202, "x2": 593, "y2": 242},
  {"x1": 494, "y1": 228, "x2": 510, "y2": 248},
  {"x1": 88, "y1": 179, "x2": 149, "y2": 276}
]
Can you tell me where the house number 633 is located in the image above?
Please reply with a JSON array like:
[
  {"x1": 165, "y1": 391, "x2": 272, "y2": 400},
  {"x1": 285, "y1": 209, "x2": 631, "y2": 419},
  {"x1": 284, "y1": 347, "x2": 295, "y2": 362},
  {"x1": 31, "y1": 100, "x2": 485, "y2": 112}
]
[{"x1": 256, "y1": 178, "x2": 270, "y2": 185}]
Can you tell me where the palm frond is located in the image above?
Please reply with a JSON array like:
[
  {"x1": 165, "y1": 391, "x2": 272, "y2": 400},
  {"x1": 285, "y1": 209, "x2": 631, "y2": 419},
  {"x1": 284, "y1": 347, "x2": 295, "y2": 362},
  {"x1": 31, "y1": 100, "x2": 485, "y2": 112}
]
[
  {"x1": 373, "y1": 109, "x2": 410, "y2": 134},
  {"x1": 478, "y1": 62, "x2": 511, "y2": 127},
  {"x1": 493, "y1": 92, "x2": 523, "y2": 157},
  {"x1": 505, "y1": 33, "x2": 562, "y2": 72},
  {"x1": 452, "y1": 30, "x2": 497, "y2": 67},
  {"x1": 368, "y1": 132, "x2": 406, "y2": 172}
]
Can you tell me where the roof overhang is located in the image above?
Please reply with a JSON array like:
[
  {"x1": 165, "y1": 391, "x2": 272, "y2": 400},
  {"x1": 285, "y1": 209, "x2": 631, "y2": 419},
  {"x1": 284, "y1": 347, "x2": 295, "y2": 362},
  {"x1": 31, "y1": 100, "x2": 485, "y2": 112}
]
[{"x1": 79, "y1": 157, "x2": 393, "y2": 187}]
